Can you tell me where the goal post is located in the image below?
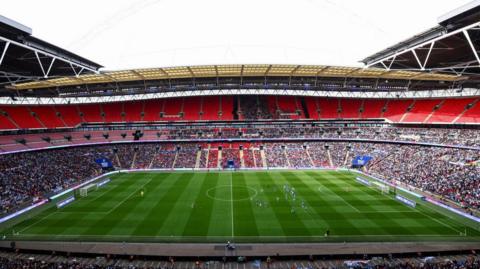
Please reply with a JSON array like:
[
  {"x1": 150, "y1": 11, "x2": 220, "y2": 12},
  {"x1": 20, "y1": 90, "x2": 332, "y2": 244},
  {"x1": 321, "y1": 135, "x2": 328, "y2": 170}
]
[
  {"x1": 79, "y1": 183, "x2": 97, "y2": 197},
  {"x1": 373, "y1": 181, "x2": 390, "y2": 194}
]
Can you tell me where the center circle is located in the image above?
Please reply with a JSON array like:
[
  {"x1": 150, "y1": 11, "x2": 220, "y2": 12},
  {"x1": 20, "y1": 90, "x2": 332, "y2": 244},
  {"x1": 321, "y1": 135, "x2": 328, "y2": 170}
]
[{"x1": 206, "y1": 185, "x2": 258, "y2": 202}]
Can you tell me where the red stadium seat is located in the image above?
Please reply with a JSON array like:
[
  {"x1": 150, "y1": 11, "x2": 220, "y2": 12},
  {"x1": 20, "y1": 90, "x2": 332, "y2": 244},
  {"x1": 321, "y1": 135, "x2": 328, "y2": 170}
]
[
  {"x1": 182, "y1": 97, "x2": 202, "y2": 121},
  {"x1": 318, "y1": 98, "x2": 339, "y2": 119},
  {"x1": 0, "y1": 106, "x2": 43, "y2": 129},
  {"x1": 456, "y1": 99, "x2": 480, "y2": 123},
  {"x1": 402, "y1": 100, "x2": 442, "y2": 123},
  {"x1": 143, "y1": 99, "x2": 164, "y2": 122},
  {"x1": 55, "y1": 105, "x2": 82, "y2": 127},
  {"x1": 361, "y1": 99, "x2": 386, "y2": 119},
  {"x1": 123, "y1": 101, "x2": 144, "y2": 122},
  {"x1": 339, "y1": 99, "x2": 362, "y2": 119},
  {"x1": 383, "y1": 100, "x2": 413, "y2": 122},
  {"x1": 29, "y1": 106, "x2": 65, "y2": 128},
  {"x1": 220, "y1": 96, "x2": 234, "y2": 120},
  {"x1": 78, "y1": 104, "x2": 103, "y2": 123},
  {"x1": 102, "y1": 102, "x2": 124, "y2": 123},
  {"x1": 428, "y1": 98, "x2": 476, "y2": 123}
]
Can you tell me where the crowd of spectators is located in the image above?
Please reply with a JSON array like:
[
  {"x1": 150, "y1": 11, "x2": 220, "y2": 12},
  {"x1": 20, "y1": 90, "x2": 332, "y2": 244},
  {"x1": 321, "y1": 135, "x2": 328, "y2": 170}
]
[
  {"x1": 207, "y1": 149, "x2": 219, "y2": 168},
  {"x1": 242, "y1": 148, "x2": 256, "y2": 168},
  {"x1": 368, "y1": 145, "x2": 480, "y2": 210},
  {"x1": 0, "y1": 137, "x2": 478, "y2": 214},
  {"x1": 284, "y1": 143, "x2": 312, "y2": 168},
  {"x1": 132, "y1": 145, "x2": 157, "y2": 169},
  {"x1": 0, "y1": 147, "x2": 107, "y2": 214},
  {"x1": 221, "y1": 147, "x2": 241, "y2": 168},
  {"x1": 150, "y1": 145, "x2": 177, "y2": 169},
  {"x1": 174, "y1": 145, "x2": 197, "y2": 168},
  {"x1": 2, "y1": 126, "x2": 479, "y2": 154},
  {"x1": 0, "y1": 251, "x2": 478, "y2": 269},
  {"x1": 238, "y1": 96, "x2": 273, "y2": 120},
  {"x1": 265, "y1": 144, "x2": 288, "y2": 168}
]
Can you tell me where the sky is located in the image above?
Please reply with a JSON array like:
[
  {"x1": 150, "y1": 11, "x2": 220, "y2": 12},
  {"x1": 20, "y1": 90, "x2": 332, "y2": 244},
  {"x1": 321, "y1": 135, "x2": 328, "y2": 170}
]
[{"x1": 1, "y1": 0, "x2": 472, "y2": 71}]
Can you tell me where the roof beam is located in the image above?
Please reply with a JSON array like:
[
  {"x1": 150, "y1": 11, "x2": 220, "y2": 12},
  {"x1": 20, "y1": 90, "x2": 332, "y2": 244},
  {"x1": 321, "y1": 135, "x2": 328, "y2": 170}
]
[
  {"x1": 344, "y1": 67, "x2": 362, "y2": 76},
  {"x1": 1, "y1": 87, "x2": 478, "y2": 105},
  {"x1": 290, "y1": 65, "x2": 301, "y2": 75},
  {"x1": 186, "y1": 66, "x2": 195, "y2": 78},
  {"x1": 100, "y1": 72, "x2": 117, "y2": 83},
  {"x1": 0, "y1": 35, "x2": 99, "y2": 74},
  {"x1": 264, "y1": 65, "x2": 272, "y2": 76},
  {"x1": 316, "y1": 66, "x2": 331, "y2": 75},
  {"x1": 0, "y1": 41, "x2": 10, "y2": 66},
  {"x1": 463, "y1": 29, "x2": 480, "y2": 66},
  {"x1": 131, "y1": 70, "x2": 145, "y2": 80},
  {"x1": 158, "y1": 68, "x2": 169, "y2": 78},
  {"x1": 365, "y1": 21, "x2": 480, "y2": 68}
]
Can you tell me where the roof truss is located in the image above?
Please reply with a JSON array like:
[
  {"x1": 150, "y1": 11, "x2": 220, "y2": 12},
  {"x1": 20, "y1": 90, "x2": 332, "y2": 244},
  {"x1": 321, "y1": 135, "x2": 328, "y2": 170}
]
[{"x1": 364, "y1": 21, "x2": 480, "y2": 76}]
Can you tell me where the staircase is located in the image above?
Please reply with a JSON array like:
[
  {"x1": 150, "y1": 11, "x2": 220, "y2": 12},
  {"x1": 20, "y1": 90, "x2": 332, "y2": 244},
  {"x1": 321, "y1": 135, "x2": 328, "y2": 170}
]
[
  {"x1": 343, "y1": 151, "x2": 350, "y2": 167},
  {"x1": 423, "y1": 100, "x2": 445, "y2": 123},
  {"x1": 131, "y1": 152, "x2": 137, "y2": 169},
  {"x1": 305, "y1": 148, "x2": 315, "y2": 167},
  {"x1": 260, "y1": 149, "x2": 268, "y2": 168},
  {"x1": 172, "y1": 150, "x2": 179, "y2": 168},
  {"x1": 114, "y1": 154, "x2": 122, "y2": 168},
  {"x1": 205, "y1": 147, "x2": 210, "y2": 169},
  {"x1": 194, "y1": 150, "x2": 202, "y2": 169},
  {"x1": 326, "y1": 149, "x2": 333, "y2": 167},
  {"x1": 283, "y1": 148, "x2": 291, "y2": 167},
  {"x1": 217, "y1": 150, "x2": 222, "y2": 168},
  {"x1": 452, "y1": 99, "x2": 479, "y2": 124},
  {"x1": 239, "y1": 149, "x2": 245, "y2": 168}
]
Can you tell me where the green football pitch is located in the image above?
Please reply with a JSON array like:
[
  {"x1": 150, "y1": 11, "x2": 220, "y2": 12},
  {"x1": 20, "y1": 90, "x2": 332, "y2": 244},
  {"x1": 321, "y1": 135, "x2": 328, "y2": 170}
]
[{"x1": 2, "y1": 170, "x2": 480, "y2": 243}]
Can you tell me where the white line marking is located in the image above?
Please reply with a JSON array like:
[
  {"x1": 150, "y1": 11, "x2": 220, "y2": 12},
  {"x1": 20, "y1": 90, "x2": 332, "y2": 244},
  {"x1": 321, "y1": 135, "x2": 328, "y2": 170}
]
[
  {"x1": 359, "y1": 178, "x2": 464, "y2": 235},
  {"x1": 105, "y1": 175, "x2": 155, "y2": 214},
  {"x1": 14, "y1": 233, "x2": 478, "y2": 239},
  {"x1": 230, "y1": 172, "x2": 234, "y2": 238},
  {"x1": 18, "y1": 210, "x2": 58, "y2": 233}
]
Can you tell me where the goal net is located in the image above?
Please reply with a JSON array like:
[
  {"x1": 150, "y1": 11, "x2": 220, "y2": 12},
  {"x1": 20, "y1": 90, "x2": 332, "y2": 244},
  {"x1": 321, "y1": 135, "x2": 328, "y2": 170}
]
[
  {"x1": 373, "y1": 181, "x2": 390, "y2": 194},
  {"x1": 79, "y1": 183, "x2": 97, "y2": 197}
]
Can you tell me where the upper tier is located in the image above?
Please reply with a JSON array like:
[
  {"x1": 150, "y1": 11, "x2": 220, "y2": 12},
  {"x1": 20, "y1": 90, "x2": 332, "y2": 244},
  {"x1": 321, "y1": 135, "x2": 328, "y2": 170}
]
[{"x1": 0, "y1": 96, "x2": 479, "y2": 130}]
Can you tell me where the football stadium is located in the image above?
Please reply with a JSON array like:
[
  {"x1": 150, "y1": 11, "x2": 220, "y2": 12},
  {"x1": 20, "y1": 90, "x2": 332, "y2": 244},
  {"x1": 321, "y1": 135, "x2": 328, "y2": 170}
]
[{"x1": 0, "y1": 0, "x2": 480, "y2": 268}]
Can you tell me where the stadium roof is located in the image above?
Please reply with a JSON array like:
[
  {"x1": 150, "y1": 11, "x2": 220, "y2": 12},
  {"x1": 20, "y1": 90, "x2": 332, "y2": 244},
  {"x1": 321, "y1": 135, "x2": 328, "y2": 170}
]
[
  {"x1": 361, "y1": 0, "x2": 480, "y2": 76},
  {"x1": 0, "y1": 15, "x2": 102, "y2": 87},
  {"x1": 10, "y1": 64, "x2": 461, "y2": 91}
]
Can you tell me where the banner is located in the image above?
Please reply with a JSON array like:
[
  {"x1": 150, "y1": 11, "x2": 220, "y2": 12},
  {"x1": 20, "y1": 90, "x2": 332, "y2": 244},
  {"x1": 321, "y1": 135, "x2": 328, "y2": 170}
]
[
  {"x1": 95, "y1": 158, "x2": 113, "y2": 168},
  {"x1": 56, "y1": 196, "x2": 75, "y2": 208},
  {"x1": 352, "y1": 155, "x2": 373, "y2": 167},
  {"x1": 395, "y1": 195, "x2": 416, "y2": 208}
]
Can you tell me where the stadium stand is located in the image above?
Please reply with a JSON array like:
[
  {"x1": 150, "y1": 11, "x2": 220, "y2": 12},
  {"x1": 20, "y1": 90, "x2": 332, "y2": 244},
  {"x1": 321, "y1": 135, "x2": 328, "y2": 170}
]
[
  {"x1": 339, "y1": 99, "x2": 362, "y2": 119},
  {"x1": 1, "y1": 97, "x2": 480, "y2": 129},
  {"x1": 141, "y1": 99, "x2": 161, "y2": 122},
  {"x1": 103, "y1": 102, "x2": 124, "y2": 123},
  {"x1": 0, "y1": 250, "x2": 479, "y2": 269},
  {"x1": 383, "y1": 100, "x2": 413, "y2": 122},
  {"x1": 0, "y1": 106, "x2": 43, "y2": 129},
  {"x1": 1, "y1": 0, "x2": 480, "y2": 260},
  {"x1": 427, "y1": 98, "x2": 475, "y2": 123},
  {"x1": 360, "y1": 99, "x2": 386, "y2": 119},
  {"x1": 183, "y1": 97, "x2": 202, "y2": 121},
  {"x1": 78, "y1": 104, "x2": 103, "y2": 123},
  {"x1": 401, "y1": 100, "x2": 442, "y2": 123},
  {"x1": 54, "y1": 105, "x2": 82, "y2": 127},
  {"x1": 317, "y1": 98, "x2": 339, "y2": 119},
  {"x1": 123, "y1": 101, "x2": 144, "y2": 122}
]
